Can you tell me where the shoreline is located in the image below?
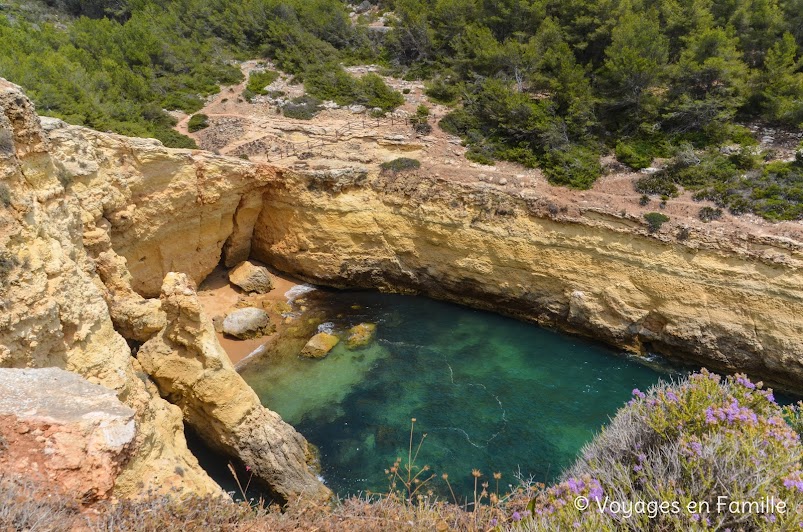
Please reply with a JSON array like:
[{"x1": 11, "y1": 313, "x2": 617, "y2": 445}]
[{"x1": 196, "y1": 265, "x2": 312, "y2": 365}]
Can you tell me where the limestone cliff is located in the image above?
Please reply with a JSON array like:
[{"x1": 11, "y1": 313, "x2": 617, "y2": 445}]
[
  {"x1": 138, "y1": 273, "x2": 330, "y2": 502},
  {"x1": 251, "y1": 171, "x2": 803, "y2": 391},
  {"x1": 0, "y1": 82, "x2": 221, "y2": 498},
  {"x1": 0, "y1": 82, "x2": 328, "y2": 500}
]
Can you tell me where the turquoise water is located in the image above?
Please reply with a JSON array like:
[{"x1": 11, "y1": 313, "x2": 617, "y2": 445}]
[{"x1": 240, "y1": 290, "x2": 673, "y2": 500}]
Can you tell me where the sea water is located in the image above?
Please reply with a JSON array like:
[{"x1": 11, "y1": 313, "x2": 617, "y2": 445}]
[{"x1": 240, "y1": 291, "x2": 673, "y2": 500}]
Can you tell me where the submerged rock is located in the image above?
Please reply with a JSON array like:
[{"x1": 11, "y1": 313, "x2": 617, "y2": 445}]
[
  {"x1": 347, "y1": 323, "x2": 377, "y2": 349},
  {"x1": 301, "y1": 332, "x2": 340, "y2": 358},
  {"x1": 0, "y1": 368, "x2": 136, "y2": 502},
  {"x1": 228, "y1": 260, "x2": 274, "y2": 294},
  {"x1": 223, "y1": 307, "x2": 270, "y2": 339}
]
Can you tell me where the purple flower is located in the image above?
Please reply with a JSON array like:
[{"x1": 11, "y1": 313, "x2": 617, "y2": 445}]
[
  {"x1": 512, "y1": 511, "x2": 522, "y2": 522},
  {"x1": 632, "y1": 388, "x2": 645, "y2": 399},
  {"x1": 665, "y1": 390, "x2": 679, "y2": 402},
  {"x1": 783, "y1": 471, "x2": 803, "y2": 492},
  {"x1": 588, "y1": 481, "x2": 603, "y2": 502},
  {"x1": 489, "y1": 518, "x2": 498, "y2": 526},
  {"x1": 735, "y1": 375, "x2": 756, "y2": 390}
]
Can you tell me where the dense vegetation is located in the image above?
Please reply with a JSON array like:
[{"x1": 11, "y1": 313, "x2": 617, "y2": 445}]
[
  {"x1": 380, "y1": 0, "x2": 803, "y2": 208},
  {"x1": 0, "y1": 0, "x2": 394, "y2": 148},
  {"x1": 3, "y1": 0, "x2": 803, "y2": 219}
]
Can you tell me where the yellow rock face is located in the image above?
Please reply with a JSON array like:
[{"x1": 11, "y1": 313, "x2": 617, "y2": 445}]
[
  {"x1": 138, "y1": 273, "x2": 330, "y2": 502},
  {"x1": 0, "y1": 84, "x2": 221, "y2": 498},
  {"x1": 252, "y1": 171, "x2": 803, "y2": 392}
]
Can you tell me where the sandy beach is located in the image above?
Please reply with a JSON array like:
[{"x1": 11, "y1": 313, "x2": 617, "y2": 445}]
[{"x1": 197, "y1": 264, "x2": 308, "y2": 365}]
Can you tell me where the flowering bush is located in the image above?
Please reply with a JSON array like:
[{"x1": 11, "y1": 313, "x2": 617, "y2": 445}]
[{"x1": 518, "y1": 370, "x2": 803, "y2": 531}]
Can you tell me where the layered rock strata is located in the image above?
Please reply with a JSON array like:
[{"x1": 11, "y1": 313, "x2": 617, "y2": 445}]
[{"x1": 251, "y1": 171, "x2": 803, "y2": 391}]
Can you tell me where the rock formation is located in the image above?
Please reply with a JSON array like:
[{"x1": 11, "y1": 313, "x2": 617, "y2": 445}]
[
  {"x1": 0, "y1": 367, "x2": 135, "y2": 502},
  {"x1": 301, "y1": 332, "x2": 340, "y2": 358},
  {"x1": 4, "y1": 73, "x2": 803, "y2": 504},
  {"x1": 347, "y1": 323, "x2": 376, "y2": 349},
  {"x1": 0, "y1": 81, "x2": 221, "y2": 498},
  {"x1": 223, "y1": 307, "x2": 271, "y2": 339},
  {"x1": 137, "y1": 273, "x2": 331, "y2": 502},
  {"x1": 228, "y1": 260, "x2": 274, "y2": 293}
]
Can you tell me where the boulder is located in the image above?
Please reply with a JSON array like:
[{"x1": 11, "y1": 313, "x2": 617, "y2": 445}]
[
  {"x1": 301, "y1": 332, "x2": 340, "y2": 358},
  {"x1": 347, "y1": 323, "x2": 377, "y2": 349},
  {"x1": 223, "y1": 307, "x2": 270, "y2": 339},
  {"x1": 0, "y1": 368, "x2": 136, "y2": 502},
  {"x1": 228, "y1": 260, "x2": 274, "y2": 294}
]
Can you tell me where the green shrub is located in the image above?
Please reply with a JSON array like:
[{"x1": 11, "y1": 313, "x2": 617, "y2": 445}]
[
  {"x1": 439, "y1": 109, "x2": 478, "y2": 137},
  {"x1": 643, "y1": 212, "x2": 670, "y2": 232},
  {"x1": 246, "y1": 70, "x2": 280, "y2": 96},
  {"x1": 380, "y1": 157, "x2": 421, "y2": 174},
  {"x1": 187, "y1": 114, "x2": 209, "y2": 133},
  {"x1": 414, "y1": 122, "x2": 433, "y2": 135},
  {"x1": 698, "y1": 206, "x2": 723, "y2": 222},
  {"x1": 465, "y1": 148, "x2": 496, "y2": 166},
  {"x1": 615, "y1": 140, "x2": 654, "y2": 170},
  {"x1": 402, "y1": 88, "x2": 411, "y2": 94},
  {"x1": 153, "y1": 128, "x2": 198, "y2": 149},
  {"x1": 495, "y1": 146, "x2": 539, "y2": 168},
  {"x1": 526, "y1": 371, "x2": 803, "y2": 530},
  {"x1": 635, "y1": 172, "x2": 679, "y2": 197},
  {"x1": 639, "y1": 194, "x2": 650, "y2": 206},
  {"x1": 424, "y1": 74, "x2": 461, "y2": 105},
  {"x1": 359, "y1": 73, "x2": 404, "y2": 111},
  {"x1": 416, "y1": 104, "x2": 429, "y2": 119},
  {"x1": 304, "y1": 68, "x2": 403, "y2": 111},
  {"x1": 542, "y1": 146, "x2": 602, "y2": 189},
  {"x1": 282, "y1": 95, "x2": 323, "y2": 120}
]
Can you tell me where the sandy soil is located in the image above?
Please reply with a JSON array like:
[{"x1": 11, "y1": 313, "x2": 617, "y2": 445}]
[
  {"x1": 175, "y1": 62, "x2": 803, "y2": 247},
  {"x1": 197, "y1": 264, "x2": 308, "y2": 365}
]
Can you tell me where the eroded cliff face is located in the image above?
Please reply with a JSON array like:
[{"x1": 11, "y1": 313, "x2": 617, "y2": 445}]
[
  {"x1": 0, "y1": 82, "x2": 326, "y2": 500},
  {"x1": 251, "y1": 171, "x2": 803, "y2": 391},
  {"x1": 0, "y1": 82, "x2": 220, "y2": 497}
]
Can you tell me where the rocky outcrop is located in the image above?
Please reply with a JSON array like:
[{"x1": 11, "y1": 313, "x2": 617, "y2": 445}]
[
  {"x1": 0, "y1": 367, "x2": 135, "y2": 502},
  {"x1": 228, "y1": 260, "x2": 274, "y2": 293},
  {"x1": 137, "y1": 273, "x2": 330, "y2": 502},
  {"x1": 0, "y1": 82, "x2": 221, "y2": 498},
  {"x1": 301, "y1": 332, "x2": 340, "y2": 358},
  {"x1": 41, "y1": 113, "x2": 278, "y2": 298},
  {"x1": 223, "y1": 307, "x2": 271, "y2": 339},
  {"x1": 252, "y1": 171, "x2": 803, "y2": 392}
]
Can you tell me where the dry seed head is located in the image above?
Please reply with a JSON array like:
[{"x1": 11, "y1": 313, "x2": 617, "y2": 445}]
[{"x1": 472, "y1": 469, "x2": 482, "y2": 478}]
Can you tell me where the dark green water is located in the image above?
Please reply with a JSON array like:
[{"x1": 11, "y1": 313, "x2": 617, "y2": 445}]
[{"x1": 240, "y1": 290, "x2": 674, "y2": 500}]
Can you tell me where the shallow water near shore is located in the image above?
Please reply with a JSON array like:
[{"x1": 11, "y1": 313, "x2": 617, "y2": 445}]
[{"x1": 240, "y1": 290, "x2": 674, "y2": 501}]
